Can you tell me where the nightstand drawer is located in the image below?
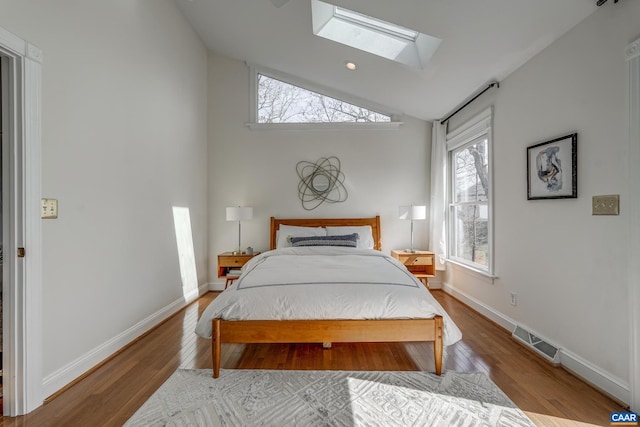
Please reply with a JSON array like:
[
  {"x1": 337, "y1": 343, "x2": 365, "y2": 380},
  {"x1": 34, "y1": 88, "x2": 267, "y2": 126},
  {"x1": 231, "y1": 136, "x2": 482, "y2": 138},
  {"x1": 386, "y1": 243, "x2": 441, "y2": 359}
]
[
  {"x1": 404, "y1": 255, "x2": 433, "y2": 266},
  {"x1": 219, "y1": 256, "x2": 249, "y2": 267}
]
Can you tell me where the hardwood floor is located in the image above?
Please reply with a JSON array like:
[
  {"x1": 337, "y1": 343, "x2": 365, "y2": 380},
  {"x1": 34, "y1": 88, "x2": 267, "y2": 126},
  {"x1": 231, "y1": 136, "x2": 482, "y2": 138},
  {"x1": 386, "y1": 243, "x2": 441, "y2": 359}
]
[{"x1": 0, "y1": 290, "x2": 625, "y2": 426}]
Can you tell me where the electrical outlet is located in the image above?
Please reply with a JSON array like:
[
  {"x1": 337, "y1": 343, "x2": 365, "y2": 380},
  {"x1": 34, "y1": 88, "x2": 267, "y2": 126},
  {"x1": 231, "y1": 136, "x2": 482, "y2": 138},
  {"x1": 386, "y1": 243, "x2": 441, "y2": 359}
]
[
  {"x1": 592, "y1": 195, "x2": 619, "y2": 215},
  {"x1": 510, "y1": 292, "x2": 517, "y2": 306},
  {"x1": 41, "y1": 198, "x2": 58, "y2": 219}
]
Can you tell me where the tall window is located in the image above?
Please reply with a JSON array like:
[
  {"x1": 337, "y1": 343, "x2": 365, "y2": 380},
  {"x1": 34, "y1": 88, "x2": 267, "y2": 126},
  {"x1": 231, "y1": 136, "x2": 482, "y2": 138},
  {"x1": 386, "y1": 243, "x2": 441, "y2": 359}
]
[
  {"x1": 447, "y1": 109, "x2": 493, "y2": 273},
  {"x1": 256, "y1": 73, "x2": 391, "y2": 124}
]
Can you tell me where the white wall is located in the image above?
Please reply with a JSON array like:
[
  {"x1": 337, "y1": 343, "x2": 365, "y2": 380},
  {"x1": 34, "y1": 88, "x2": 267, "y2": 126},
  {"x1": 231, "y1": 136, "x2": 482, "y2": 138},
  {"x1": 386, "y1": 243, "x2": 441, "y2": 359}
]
[
  {"x1": 6, "y1": 0, "x2": 631, "y2": 405},
  {"x1": 207, "y1": 52, "x2": 431, "y2": 284},
  {"x1": 444, "y1": 1, "x2": 639, "y2": 402},
  {"x1": 0, "y1": 0, "x2": 208, "y2": 387}
]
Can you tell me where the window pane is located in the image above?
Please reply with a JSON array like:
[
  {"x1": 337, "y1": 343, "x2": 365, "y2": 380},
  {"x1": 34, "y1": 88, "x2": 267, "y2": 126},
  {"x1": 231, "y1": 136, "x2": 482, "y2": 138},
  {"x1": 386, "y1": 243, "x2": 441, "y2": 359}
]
[
  {"x1": 451, "y1": 204, "x2": 489, "y2": 267},
  {"x1": 453, "y1": 137, "x2": 489, "y2": 203},
  {"x1": 257, "y1": 74, "x2": 391, "y2": 124}
]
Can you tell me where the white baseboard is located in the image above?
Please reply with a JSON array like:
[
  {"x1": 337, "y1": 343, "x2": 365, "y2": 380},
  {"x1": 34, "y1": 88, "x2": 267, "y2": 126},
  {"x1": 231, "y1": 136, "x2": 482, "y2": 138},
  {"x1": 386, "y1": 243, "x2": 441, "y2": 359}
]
[
  {"x1": 440, "y1": 281, "x2": 630, "y2": 405},
  {"x1": 208, "y1": 281, "x2": 226, "y2": 291},
  {"x1": 41, "y1": 283, "x2": 210, "y2": 399},
  {"x1": 440, "y1": 281, "x2": 516, "y2": 332},
  {"x1": 427, "y1": 279, "x2": 442, "y2": 289},
  {"x1": 561, "y1": 348, "x2": 630, "y2": 405}
]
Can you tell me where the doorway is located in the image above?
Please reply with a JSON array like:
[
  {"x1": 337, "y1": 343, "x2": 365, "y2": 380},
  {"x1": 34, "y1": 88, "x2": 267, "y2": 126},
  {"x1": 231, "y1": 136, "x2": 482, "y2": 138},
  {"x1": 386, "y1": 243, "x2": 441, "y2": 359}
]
[{"x1": 0, "y1": 27, "x2": 44, "y2": 416}]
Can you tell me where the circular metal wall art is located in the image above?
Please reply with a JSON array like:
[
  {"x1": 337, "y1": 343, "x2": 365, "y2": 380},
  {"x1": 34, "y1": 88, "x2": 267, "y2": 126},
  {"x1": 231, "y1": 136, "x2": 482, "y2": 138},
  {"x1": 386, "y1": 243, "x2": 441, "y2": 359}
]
[{"x1": 296, "y1": 156, "x2": 348, "y2": 210}]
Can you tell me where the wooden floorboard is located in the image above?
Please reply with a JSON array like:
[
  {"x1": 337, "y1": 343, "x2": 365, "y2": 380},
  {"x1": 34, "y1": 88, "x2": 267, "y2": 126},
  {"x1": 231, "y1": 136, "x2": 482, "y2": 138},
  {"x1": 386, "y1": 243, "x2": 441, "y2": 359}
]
[{"x1": 0, "y1": 290, "x2": 625, "y2": 426}]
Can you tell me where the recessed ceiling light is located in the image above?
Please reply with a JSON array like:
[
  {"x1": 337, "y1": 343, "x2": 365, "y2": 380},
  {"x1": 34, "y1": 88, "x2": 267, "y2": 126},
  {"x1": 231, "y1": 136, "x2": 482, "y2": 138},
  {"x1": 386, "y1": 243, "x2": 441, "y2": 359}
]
[{"x1": 345, "y1": 61, "x2": 358, "y2": 71}]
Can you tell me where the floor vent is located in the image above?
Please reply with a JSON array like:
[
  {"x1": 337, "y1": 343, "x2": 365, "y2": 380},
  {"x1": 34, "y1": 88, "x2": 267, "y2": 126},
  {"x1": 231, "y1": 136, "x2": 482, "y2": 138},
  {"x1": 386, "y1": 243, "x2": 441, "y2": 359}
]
[{"x1": 512, "y1": 325, "x2": 560, "y2": 364}]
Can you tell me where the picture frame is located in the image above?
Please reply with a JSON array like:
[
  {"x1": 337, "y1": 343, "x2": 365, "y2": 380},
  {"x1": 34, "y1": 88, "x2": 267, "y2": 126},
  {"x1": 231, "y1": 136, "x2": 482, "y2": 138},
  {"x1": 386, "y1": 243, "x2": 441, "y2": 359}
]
[{"x1": 527, "y1": 133, "x2": 577, "y2": 200}]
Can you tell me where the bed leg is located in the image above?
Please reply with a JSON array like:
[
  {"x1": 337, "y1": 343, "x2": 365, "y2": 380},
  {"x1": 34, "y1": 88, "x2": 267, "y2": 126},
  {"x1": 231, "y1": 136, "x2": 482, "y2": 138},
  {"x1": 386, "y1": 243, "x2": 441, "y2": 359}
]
[
  {"x1": 212, "y1": 318, "x2": 221, "y2": 378},
  {"x1": 434, "y1": 316, "x2": 443, "y2": 375}
]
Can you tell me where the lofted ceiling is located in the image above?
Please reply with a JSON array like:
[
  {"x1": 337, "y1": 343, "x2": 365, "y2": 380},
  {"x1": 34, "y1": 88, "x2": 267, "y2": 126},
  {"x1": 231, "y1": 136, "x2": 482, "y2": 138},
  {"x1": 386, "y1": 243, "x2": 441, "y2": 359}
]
[{"x1": 175, "y1": 0, "x2": 598, "y2": 122}]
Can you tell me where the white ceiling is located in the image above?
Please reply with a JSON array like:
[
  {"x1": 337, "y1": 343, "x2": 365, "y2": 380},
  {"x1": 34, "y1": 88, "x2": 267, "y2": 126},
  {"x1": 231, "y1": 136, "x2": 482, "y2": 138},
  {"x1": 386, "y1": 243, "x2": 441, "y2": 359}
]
[{"x1": 175, "y1": 0, "x2": 598, "y2": 121}]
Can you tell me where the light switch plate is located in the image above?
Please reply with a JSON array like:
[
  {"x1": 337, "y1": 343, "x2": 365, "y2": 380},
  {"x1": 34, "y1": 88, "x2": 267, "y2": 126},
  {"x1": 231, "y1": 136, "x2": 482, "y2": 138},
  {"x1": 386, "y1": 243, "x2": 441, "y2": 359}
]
[
  {"x1": 41, "y1": 198, "x2": 58, "y2": 219},
  {"x1": 592, "y1": 195, "x2": 619, "y2": 215}
]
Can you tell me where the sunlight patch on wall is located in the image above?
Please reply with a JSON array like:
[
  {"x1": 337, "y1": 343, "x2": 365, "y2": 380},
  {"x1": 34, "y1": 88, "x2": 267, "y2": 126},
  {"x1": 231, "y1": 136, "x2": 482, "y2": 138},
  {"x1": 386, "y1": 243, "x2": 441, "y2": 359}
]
[{"x1": 172, "y1": 206, "x2": 199, "y2": 302}]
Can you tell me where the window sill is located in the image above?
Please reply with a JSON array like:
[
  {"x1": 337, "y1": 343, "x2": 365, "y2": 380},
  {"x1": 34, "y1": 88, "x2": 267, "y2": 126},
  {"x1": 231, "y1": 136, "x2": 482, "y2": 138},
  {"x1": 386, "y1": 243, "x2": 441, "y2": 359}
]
[
  {"x1": 446, "y1": 259, "x2": 498, "y2": 282},
  {"x1": 246, "y1": 122, "x2": 403, "y2": 131}
]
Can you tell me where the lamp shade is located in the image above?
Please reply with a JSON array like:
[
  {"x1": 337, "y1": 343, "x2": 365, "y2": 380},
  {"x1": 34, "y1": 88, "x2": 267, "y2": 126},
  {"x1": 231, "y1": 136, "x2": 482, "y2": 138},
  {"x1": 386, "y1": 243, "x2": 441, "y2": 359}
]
[
  {"x1": 398, "y1": 205, "x2": 426, "y2": 220},
  {"x1": 226, "y1": 206, "x2": 253, "y2": 221}
]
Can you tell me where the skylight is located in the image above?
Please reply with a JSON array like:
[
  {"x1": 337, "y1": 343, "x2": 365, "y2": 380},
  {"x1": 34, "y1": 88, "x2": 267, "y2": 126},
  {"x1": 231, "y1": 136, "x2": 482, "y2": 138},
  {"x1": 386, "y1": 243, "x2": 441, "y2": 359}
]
[
  {"x1": 311, "y1": 0, "x2": 441, "y2": 69},
  {"x1": 333, "y1": 7, "x2": 418, "y2": 42}
]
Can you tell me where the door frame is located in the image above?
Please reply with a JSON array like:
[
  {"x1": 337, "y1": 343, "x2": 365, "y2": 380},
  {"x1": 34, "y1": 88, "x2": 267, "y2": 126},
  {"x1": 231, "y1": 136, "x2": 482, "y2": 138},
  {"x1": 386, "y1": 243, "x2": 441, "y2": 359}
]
[
  {"x1": 0, "y1": 26, "x2": 43, "y2": 415},
  {"x1": 627, "y1": 37, "x2": 640, "y2": 412}
]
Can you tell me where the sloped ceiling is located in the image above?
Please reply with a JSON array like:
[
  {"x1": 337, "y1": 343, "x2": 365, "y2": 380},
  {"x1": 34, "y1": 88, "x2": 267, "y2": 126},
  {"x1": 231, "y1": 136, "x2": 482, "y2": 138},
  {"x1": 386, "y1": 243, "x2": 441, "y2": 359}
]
[{"x1": 175, "y1": 0, "x2": 598, "y2": 121}]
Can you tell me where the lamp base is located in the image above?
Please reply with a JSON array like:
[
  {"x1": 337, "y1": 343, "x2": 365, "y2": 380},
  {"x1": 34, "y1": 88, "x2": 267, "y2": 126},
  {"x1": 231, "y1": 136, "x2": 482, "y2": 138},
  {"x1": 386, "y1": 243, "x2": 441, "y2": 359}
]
[
  {"x1": 232, "y1": 251, "x2": 246, "y2": 255},
  {"x1": 404, "y1": 249, "x2": 417, "y2": 253}
]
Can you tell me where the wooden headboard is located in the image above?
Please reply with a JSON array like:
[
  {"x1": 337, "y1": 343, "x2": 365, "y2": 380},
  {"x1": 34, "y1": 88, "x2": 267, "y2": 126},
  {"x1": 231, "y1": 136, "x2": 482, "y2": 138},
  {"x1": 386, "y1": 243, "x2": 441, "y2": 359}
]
[{"x1": 270, "y1": 216, "x2": 382, "y2": 251}]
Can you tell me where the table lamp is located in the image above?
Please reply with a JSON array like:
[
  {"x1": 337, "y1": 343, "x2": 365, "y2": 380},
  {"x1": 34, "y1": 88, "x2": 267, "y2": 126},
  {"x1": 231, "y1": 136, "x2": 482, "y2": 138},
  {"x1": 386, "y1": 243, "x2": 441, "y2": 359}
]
[
  {"x1": 398, "y1": 204, "x2": 426, "y2": 253},
  {"x1": 226, "y1": 206, "x2": 253, "y2": 254}
]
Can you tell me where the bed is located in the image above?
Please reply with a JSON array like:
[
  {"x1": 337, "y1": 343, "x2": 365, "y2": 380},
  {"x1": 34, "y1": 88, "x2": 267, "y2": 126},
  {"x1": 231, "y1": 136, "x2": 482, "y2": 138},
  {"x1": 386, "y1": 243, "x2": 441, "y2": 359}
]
[{"x1": 195, "y1": 216, "x2": 462, "y2": 378}]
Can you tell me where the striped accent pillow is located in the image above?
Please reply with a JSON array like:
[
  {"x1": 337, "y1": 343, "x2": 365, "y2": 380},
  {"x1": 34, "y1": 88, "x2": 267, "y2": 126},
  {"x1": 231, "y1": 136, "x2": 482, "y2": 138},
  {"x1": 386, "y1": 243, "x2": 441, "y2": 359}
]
[{"x1": 290, "y1": 233, "x2": 358, "y2": 248}]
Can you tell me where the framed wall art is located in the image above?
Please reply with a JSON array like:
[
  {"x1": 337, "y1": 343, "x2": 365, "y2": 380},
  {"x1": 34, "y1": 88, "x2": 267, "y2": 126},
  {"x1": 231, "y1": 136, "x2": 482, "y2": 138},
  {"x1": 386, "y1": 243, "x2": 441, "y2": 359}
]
[{"x1": 527, "y1": 133, "x2": 577, "y2": 200}]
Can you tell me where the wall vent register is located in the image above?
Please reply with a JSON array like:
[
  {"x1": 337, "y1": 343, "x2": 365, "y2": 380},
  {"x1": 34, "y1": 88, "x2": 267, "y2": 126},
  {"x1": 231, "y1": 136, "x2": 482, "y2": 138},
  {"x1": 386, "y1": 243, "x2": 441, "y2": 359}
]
[{"x1": 512, "y1": 325, "x2": 560, "y2": 364}]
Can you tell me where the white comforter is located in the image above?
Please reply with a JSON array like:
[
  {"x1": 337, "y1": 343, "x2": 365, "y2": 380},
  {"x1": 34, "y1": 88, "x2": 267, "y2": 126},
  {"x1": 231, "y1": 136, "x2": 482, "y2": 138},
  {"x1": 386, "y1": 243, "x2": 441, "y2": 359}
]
[{"x1": 195, "y1": 247, "x2": 462, "y2": 346}]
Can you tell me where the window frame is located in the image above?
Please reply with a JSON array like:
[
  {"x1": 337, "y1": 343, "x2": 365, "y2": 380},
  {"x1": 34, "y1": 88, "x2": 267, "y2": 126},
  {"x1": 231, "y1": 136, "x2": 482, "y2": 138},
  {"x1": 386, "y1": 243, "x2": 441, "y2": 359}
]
[
  {"x1": 248, "y1": 65, "x2": 403, "y2": 130},
  {"x1": 333, "y1": 6, "x2": 419, "y2": 42},
  {"x1": 446, "y1": 107, "x2": 494, "y2": 276}
]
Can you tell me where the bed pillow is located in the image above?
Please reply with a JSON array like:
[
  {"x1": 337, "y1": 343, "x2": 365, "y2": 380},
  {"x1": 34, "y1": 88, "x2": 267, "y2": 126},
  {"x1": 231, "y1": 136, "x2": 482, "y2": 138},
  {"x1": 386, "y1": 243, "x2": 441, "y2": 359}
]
[
  {"x1": 326, "y1": 226, "x2": 374, "y2": 249},
  {"x1": 290, "y1": 233, "x2": 358, "y2": 248},
  {"x1": 276, "y1": 225, "x2": 326, "y2": 248}
]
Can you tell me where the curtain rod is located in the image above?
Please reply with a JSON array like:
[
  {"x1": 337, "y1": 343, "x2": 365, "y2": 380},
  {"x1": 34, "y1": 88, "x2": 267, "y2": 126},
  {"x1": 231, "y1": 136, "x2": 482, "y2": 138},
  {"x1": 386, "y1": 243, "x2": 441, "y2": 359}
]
[{"x1": 440, "y1": 81, "x2": 499, "y2": 124}]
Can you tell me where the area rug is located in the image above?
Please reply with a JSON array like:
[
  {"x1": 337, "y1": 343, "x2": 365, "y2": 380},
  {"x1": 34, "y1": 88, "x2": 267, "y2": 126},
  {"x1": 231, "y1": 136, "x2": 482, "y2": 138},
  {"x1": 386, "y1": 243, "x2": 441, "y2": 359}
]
[{"x1": 124, "y1": 369, "x2": 534, "y2": 426}]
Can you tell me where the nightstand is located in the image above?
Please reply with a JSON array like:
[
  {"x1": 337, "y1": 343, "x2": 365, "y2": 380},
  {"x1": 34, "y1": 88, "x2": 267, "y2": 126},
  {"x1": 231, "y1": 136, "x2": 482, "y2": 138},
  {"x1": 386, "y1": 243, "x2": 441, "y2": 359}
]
[
  {"x1": 391, "y1": 250, "x2": 435, "y2": 287},
  {"x1": 218, "y1": 252, "x2": 259, "y2": 289}
]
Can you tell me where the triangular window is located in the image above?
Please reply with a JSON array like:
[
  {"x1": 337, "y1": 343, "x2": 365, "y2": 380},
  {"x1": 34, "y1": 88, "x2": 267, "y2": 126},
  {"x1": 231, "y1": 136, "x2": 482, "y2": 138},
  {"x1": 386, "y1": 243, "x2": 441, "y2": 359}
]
[{"x1": 257, "y1": 73, "x2": 391, "y2": 124}]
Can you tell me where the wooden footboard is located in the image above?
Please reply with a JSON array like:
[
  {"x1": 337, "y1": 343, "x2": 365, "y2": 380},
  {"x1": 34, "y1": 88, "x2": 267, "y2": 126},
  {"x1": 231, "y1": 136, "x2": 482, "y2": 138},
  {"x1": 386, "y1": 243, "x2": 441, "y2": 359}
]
[{"x1": 211, "y1": 316, "x2": 444, "y2": 378}]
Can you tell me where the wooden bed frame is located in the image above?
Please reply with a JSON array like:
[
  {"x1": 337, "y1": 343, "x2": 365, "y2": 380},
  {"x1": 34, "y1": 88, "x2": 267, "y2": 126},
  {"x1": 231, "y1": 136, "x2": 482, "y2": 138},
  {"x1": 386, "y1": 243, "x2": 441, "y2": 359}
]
[{"x1": 211, "y1": 216, "x2": 444, "y2": 378}]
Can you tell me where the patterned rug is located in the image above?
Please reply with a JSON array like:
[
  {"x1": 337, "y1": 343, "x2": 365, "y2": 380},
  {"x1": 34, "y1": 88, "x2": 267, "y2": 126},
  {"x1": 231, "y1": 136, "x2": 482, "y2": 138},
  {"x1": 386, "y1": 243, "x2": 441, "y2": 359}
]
[{"x1": 124, "y1": 369, "x2": 535, "y2": 426}]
